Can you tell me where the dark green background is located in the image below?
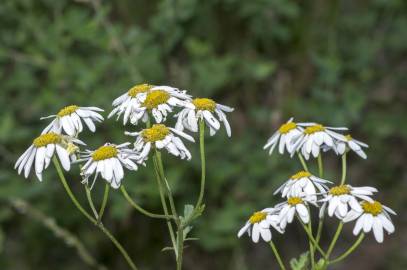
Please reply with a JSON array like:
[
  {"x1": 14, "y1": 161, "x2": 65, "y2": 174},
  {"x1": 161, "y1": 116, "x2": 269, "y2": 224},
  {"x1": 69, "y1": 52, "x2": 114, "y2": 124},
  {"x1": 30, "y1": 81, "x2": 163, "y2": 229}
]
[{"x1": 0, "y1": 0, "x2": 406, "y2": 269}]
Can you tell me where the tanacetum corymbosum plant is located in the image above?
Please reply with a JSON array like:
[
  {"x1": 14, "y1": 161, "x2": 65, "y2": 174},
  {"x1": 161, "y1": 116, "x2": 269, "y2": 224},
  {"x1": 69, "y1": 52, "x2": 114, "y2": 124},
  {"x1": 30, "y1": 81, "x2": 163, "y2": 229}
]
[
  {"x1": 15, "y1": 83, "x2": 234, "y2": 270},
  {"x1": 238, "y1": 117, "x2": 396, "y2": 270}
]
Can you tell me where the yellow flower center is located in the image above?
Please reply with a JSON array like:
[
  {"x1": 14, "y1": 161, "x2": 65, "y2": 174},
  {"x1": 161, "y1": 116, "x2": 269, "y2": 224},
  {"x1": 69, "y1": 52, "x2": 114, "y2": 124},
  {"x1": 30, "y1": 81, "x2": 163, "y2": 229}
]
[
  {"x1": 66, "y1": 143, "x2": 79, "y2": 155},
  {"x1": 142, "y1": 124, "x2": 170, "y2": 142},
  {"x1": 57, "y1": 105, "x2": 79, "y2": 117},
  {"x1": 291, "y1": 170, "x2": 311, "y2": 180},
  {"x1": 279, "y1": 122, "x2": 297, "y2": 134},
  {"x1": 288, "y1": 197, "x2": 303, "y2": 206},
  {"x1": 192, "y1": 98, "x2": 216, "y2": 112},
  {"x1": 329, "y1": 185, "x2": 351, "y2": 196},
  {"x1": 361, "y1": 201, "x2": 383, "y2": 216},
  {"x1": 92, "y1": 145, "x2": 118, "y2": 161},
  {"x1": 142, "y1": 90, "x2": 170, "y2": 109},
  {"x1": 33, "y1": 133, "x2": 61, "y2": 147},
  {"x1": 249, "y1": 211, "x2": 267, "y2": 224},
  {"x1": 128, "y1": 83, "x2": 153, "y2": 97},
  {"x1": 345, "y1": 134, "x2": 352, "y2": 141},
  {"x1": 304, "y1": 124, "x2": 325, "y2": 134}
]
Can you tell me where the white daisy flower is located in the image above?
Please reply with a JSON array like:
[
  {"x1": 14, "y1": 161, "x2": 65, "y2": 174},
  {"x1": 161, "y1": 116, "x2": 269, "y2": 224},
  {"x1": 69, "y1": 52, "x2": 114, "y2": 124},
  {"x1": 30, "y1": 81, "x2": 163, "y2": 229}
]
[
  {"x1": 126, "y1": 124, "x2": 195, "y2": 160},
  {"x1": 319, "y1": 185, "x2": 377, "y2": 219},
  {"x1": 291, "y1": 123, "x2": 348, "y2": 159},
  {"x1": 237, "y1": 208, "x2": 283, "y2": 243},
  {"x1": 15, "y1": 132, "x2": 84, "y2": 181},
  {"x1": 336, "y1": 134, "x2": 368, "y2": 159},
  {"x1": 263, "y1": 117, "x2": 305, "y2": 155},
  {"x1": 274, "y1": 170, "x2": 331, "y2": 201},
  {"x1": 41, "y1": 105, "x2": 104, "y2": 136},
  {"x1": 79, "y1": 143, "x2": 142, "y2": 189},
  {"x1": 276, "y1": 196, "x2": 314, "y2": 229},
  {"x1": 343, "y1": 200, "x2": 396, "y2": 243},
  {"x1": 108, "y1": 84, "x2": 190, "y2": 125},
  {"x1": 175, "y1": 98, "x2": 234, "y2": 137}
]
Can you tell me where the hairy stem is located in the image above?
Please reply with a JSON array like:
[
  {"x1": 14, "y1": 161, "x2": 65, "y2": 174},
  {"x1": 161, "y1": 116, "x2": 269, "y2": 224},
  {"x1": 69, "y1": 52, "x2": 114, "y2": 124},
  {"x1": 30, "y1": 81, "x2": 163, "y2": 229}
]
[
  {"x1": 121, "y1": 185, "x2": 174, "y2": 220},
  {"x1": 85, "y1": 185, "x2": 99, "y2": 219},
  {"x1": 307, "y1": 212, "x2": 315, "y2": 268},
  {"x1": 329, "y1": 233, "x2": 365, "y2": 265},
  {"x1": 269, "y1": 241, "x2": 287, "y2": 270},
  {"x1": 326, "y1": 222, "x2": 343, "y2": 259},
  {"x1": 313, "y1": 154, "x2": 325, "y2": 262},
  {"x1": 340, "y1": 153, "x2": 347, "y2": 185},
  {"x1": 97, "y1": 183, "x2": 110, "y2": 223},
  {"x1": 152, "y1": 155, "x2": 178, "y2": 257},
  {"x1": 300, "y1": 222, "x2": 326, "y2": 257},
  {"x1": 297, "y1": 153, "x2": 309, "y2": 172},
  {"x1": 195, "y1": 119, "x2": 206, "y2": 209},
  {"x1": 52, "y1": 156, "x2": 138, "y2": 270}
]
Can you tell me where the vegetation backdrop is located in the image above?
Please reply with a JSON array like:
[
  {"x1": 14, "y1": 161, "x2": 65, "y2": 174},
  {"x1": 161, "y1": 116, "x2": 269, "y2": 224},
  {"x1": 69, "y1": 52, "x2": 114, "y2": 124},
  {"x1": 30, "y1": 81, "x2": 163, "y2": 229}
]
[{"x1": 0, "y1": 0, "x2": 406, "y2": 269}]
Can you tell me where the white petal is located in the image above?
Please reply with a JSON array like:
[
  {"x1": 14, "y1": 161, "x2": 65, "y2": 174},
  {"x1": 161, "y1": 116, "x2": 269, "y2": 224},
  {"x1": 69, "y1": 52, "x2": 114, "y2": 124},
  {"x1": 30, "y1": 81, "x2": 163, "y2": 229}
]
[
  {"x1": 251, "y1": 223, "x2": 260, "y2": 243},
  {"x1": 260, "y1": 228, "x2": 272, "y2": 242},
  {"x1": 35, "y1": 147, "x2": 46, "y2": 174},
  {"x1": 56, "y1": 145, "x2": 71, "y2": 171},
  {"x1": 238, "y1": 222, "x2": 250, "y2": 238},
  {"x1": 372, "y1": 218, "x2": 384, "y2": 243}
]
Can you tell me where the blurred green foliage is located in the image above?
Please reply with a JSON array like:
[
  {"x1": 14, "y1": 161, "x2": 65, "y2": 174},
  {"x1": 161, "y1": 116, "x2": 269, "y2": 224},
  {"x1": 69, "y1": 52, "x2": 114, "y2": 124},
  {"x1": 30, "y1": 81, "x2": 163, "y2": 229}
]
[{"x1": 0, "y1": 0, "x2": 406, "y2": 269}]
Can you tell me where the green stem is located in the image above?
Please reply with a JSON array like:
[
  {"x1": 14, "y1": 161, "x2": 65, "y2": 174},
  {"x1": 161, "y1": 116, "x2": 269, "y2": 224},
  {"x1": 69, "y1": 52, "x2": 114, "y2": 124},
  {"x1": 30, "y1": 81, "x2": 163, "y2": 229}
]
[
  {"x1": 313, "y1": 154, "x2": 325, "y2": 262},
  {"x1": 85, "y1": 185, "x2": 99, "y2": 219},
  {"x1": 269, "y1": 241, "x2": 286, "y2": 270},
  {"x1": 329, "y1": 233, "x2": 365, "y2": 265},
  {"x1": 176, "y1": 226, "x2": 184, "y2": 270},
  {"x1": 97, "y1": 183, "x2": 110, "y2": 224},
  {"x1": 300, "y1": 222, "x2": 326, "y2": 257},
  {"x1": 326, "y1": 222, "x2": 343, "y2": 259},
  {"x1": 155, "y1": 150, "x2": 178, "y2": 219},
  {"x1": 152, "y1": 155, "x2": 178, "y2": 257},
  {"x1": 195, "y1": 119, "x2": 206, "y2": 209},
  {"x1": 308, "y1": 215, "x2": 315, "y2": 268},
  {"x1": 340, "y1": 153, "x2": 347, "y2": 185},
  {"x1": 317, "y1": 154, "x2": 323, "y2": 177},
  {"x1": 120, "y1": 185, "x2": 174, "y2": 220},
  {"x1": 154, "y1": 150, "x2": 183, "y2": 268},
  {"x1": 297, "y1": 153, "x2": 309, "y2": 172},
  {"x1": 315, "y1": 218, "x2": 324, "y2": 248},
  {"x1": 52, "y1": 156, "x2": 138, "y2": 270}
]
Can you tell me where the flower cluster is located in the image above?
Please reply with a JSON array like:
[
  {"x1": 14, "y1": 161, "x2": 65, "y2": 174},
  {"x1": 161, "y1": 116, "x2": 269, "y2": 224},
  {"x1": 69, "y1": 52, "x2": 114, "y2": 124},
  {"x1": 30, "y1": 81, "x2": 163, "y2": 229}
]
[
  {"x1": 263, "y1": 117, "x2": 368, "y2": 160},
  {"x1": 15, "y1": 83, "x2": 233, "y2": 190},
  {"x1": 239, "y1": 117, "x2": 396, "y2": 264},
  {"x1": 14, "y1": 83, "x2": 234, "y2": 270}
]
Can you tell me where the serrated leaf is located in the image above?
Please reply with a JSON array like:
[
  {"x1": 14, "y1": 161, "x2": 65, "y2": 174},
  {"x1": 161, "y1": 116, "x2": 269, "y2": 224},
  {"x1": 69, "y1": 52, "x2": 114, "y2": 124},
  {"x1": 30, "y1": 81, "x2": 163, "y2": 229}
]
[{"x1": 289, "y1": 252, "x2": 309, "y2": 270}]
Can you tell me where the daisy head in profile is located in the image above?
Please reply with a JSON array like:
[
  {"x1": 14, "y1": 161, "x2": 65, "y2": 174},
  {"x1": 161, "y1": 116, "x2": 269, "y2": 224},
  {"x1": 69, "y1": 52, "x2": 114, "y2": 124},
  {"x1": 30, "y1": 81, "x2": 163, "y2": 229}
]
[
  {"x1": 274, "y1": 170, "x2": 331, "y2": 202},
  {"x1": 41, "y1": 105, "x2": 104, "y2": 136},
  {"x1": 319, "y1": 185, "x2": 377, "y2": 219},
  {"x1": 78, "y1": 143, "x2": 142, "y2": 189},
  {"x1": 290, "y1": 123, "x2": 348, "y2": 159},
  {"x1": 343, "y1": 200, "x2": 396, "y2": 243},
  {"x1": 125, "y1": 124, "x2": 195, "y2": 160},
  {"x1": 263, "y1": 117, "x2": 305, "y2": 155},
  {"x1": 335, "y1": 134, "x2": 369, "y2": 159},
  {"x1": 108, "y1": 83, "x2": 190, "y2": 125},
  {"x1": 276, "y1": 196, "x2": 316, "y2": 229},
  {"x1": 15, "y1": 132, "x2": 85, "y2": 181},
  {"x1": 175, "y1": 97, "x2": 234, "y2": 137},
  {"x1": 237, "y1": 208, "x2": 283, "y2": 243}
]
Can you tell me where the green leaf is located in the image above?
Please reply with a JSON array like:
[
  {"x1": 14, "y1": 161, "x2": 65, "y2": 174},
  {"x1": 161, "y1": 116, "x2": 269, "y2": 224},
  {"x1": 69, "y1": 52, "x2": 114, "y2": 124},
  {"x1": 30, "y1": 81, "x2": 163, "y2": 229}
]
[
  {"x1": 315, "y1": 259, "x2": 327, "y2": 270},
  {"x1": 289, "y1": 252, "x2": 309, "y2": 270},
  {"x1": 183, "y1": 204, "x2": 194, "y2": 219}
]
